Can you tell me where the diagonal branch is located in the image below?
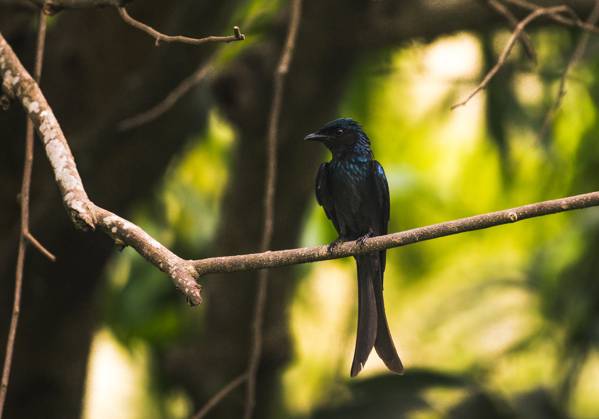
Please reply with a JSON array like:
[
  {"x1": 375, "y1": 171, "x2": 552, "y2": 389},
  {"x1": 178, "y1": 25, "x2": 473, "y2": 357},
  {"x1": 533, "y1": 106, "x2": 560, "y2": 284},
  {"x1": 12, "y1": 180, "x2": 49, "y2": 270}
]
[
  {"x1": 116, "y1": 7, "x2": 244, "y2": 46},
  {"x1": 452, "y1": 5, "x2": 577, "y2": 109},
  {"x1": 191, "y1": 373, "x2": 247, "y2": 419},
  {"x1": 118, "y1": 60, "x2": 213, "y2": 130},
  {"x1": 488, "y1": 0, "x2": 537, "y2": 62}
]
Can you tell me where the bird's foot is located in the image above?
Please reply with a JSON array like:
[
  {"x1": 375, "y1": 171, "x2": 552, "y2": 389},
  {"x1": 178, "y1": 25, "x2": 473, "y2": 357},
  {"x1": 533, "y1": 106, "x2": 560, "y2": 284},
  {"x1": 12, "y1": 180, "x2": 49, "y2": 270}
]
[
  {"x1": 327, "y1": 238, "x2": 345, "y2": 253},
  {"x1": 356, "y1": 230, "x2": 374, "y2": 247}
]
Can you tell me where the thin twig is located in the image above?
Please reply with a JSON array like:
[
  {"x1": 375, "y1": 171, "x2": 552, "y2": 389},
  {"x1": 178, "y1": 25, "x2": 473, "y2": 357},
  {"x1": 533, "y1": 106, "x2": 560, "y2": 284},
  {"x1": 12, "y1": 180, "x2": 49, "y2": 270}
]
[
  {"x1": 452, "y1": 5, "x2": 573, "y2": 109},
  {"x1": 243, "y1": 1, "x2": 303, "y2": 418},
  {"x1": 488, "y1": 0, "x2": 537, "y2": 62},
  {"x1": 117, "y1": 7, "x2": 244, "y2": 47},
  {"x1": 118, "y1": 61, "x2": 213, "y2": 130},
  {"x1": 539, "y1": 0, "x2": 599, "y2": 140},
  {"x1": 24, "y1": 232, "x2": 56, "y2": 262},
  {"x1": 190, "y1": 374, "x2": 247, "y2": 419},
  {"x1": 505, "y1": 0, "x2": 599, "y2": 33},
  {"x1": 29, "y1": 0, "x2": 128, "y2": 11},
  {"x1": 0, "y1": 10, "x2": 47, "y2": 419}
]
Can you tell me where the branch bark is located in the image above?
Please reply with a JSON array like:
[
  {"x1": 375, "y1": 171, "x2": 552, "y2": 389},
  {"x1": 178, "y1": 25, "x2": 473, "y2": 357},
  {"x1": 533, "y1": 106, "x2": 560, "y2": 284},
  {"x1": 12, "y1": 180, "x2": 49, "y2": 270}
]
[
  {"x1": 117, "y1": 7, "x2": 244, "y2": 46},
  {"x1": 28, "y1": 0, "x2": 130, "y2": 12},
  {"x1": 193, "y1": 190, "x2": 599, "y2": 275}
]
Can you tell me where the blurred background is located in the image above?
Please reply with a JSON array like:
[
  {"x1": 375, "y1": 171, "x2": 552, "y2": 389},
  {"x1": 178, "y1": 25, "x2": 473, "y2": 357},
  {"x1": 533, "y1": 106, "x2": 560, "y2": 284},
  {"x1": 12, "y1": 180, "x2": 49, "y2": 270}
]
[{"x1": 2, "y1": 0, "x2": 599, "y2": 418}]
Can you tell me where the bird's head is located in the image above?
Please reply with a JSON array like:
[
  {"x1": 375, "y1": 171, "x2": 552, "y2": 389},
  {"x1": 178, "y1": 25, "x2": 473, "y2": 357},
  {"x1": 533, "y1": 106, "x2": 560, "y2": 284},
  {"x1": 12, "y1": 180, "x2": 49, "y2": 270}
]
[{"x1": 304, "y1": 118, "x2": 372, "y2": 158}]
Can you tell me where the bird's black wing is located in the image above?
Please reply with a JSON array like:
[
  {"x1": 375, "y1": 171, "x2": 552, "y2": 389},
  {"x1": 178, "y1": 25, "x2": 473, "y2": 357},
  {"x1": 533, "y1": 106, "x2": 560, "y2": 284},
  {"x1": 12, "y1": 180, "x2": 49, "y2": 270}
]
[
  {"x1": 370, "y1": 160, "x2": 390, "y2": 273},
  {"x1": 371, "y1": 160, "x2": 390, "y2": 236},
  {"x1": 316, "y1": 163, "x2": 340, "y2": 233}
]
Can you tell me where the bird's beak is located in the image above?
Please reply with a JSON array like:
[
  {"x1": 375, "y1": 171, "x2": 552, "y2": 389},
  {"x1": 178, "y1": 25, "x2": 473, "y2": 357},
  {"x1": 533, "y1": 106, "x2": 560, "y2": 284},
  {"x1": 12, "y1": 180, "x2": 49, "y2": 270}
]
[{"x1": 304, "y1": 132, "x2": 329, "y2": 142}]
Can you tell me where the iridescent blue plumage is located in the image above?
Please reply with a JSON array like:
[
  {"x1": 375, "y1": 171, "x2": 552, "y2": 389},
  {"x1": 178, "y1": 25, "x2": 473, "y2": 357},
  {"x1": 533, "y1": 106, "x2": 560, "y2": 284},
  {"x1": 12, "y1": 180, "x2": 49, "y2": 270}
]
[{"x1": 305, "y1": 118, "x2": 403, "y2": 377}]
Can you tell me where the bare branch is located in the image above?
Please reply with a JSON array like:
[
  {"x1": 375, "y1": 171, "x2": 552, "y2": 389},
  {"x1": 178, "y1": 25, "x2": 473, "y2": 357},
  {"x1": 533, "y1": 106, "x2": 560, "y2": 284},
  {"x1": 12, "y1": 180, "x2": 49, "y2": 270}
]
[
  {"x1": 28, "y1": 0, "x2": 129, "y2": 13},
  {"x1": 191, "y1": 374, "x2": 247, "y2": 419},
  {"x1": 452, "y1": 5, "x2": 572, "y2": 109},
  {"x1": 0, "y1": 33, "x2": 202, "y2": 305},
  {"x1": 540, "y1": 0, "x2": 599, "y2": 139},
  {"x1": 0, "y1": 10, "x2": 47, "y2": 419},
  {"x1": 1, "y1": 33, "x2": 96, "y2": 230},
  {"x1": 117, "y1": 7, "x2": 244, "y2": 47},
  {"x1": 24, "y1": 232, "x2": 56, "y2": 262},
  {"x1": 243, "y1": 1, "x2": 303, "y2": 418},
  {"x1": 193, "y1": 190, "x2": 599, "y2": 275},
  {"x1": 505, "y1": 0, "x2": 599, "y2": 33},
  {"x1": 93, "y1": 206, "x2": 202, "y2": 304},
  {"x1": 488, "y1": 0, "x2": 537, "y2": 62},
  {"x1": 118, "y1": 61, "x2": 212, "y2": 130}
]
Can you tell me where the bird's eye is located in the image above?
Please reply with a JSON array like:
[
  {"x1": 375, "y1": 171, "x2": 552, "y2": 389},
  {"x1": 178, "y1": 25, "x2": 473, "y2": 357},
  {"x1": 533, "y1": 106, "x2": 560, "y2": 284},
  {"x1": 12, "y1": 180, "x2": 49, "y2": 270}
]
[{"x1": 336, "y1": 128, "x2": 344, "y2": 136}]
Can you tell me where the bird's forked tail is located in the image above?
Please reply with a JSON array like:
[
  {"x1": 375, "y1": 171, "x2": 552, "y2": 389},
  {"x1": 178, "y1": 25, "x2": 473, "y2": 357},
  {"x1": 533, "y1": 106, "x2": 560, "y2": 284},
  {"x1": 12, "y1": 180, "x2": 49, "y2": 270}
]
[{"x1": 351, "y1": 253, "x2": 403, "y2": 377}]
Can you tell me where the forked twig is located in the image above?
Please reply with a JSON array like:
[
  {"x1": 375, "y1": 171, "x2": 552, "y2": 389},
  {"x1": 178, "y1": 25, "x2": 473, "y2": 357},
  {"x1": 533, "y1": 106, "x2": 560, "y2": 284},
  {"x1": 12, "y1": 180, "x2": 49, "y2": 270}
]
[
  {"x1": 117, "y1": 7, "x2": 244, "y2": 46},
  {"x1": 488, "y1": 0, "x2": 537, "y2": 62},
  {"x1": 539, "y1": 0, "x2": 599, "y2": 139},
  {"x1": 452, "y1": 5, "x2": 574, "y2": 109}
]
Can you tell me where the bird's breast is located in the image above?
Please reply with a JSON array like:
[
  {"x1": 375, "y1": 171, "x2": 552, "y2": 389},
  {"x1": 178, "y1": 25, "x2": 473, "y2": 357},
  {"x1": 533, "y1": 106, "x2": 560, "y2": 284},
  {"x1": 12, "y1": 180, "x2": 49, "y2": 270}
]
[{"x1": 328, "y1": 159, "x2": 373, "y2": 236}]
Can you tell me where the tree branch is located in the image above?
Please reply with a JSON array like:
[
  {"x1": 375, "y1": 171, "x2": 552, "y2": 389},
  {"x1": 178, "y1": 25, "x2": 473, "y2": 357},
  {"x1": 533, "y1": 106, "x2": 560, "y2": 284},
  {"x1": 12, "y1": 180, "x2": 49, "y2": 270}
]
[
  {"x1": 243, "y1": 1, "x2": 303, "y2": 418},
  {"x1": 0, "y1": 10, "x2": 47, "y2": 419},
  {"x1": 0, "y1": 33, "x2": 202, "y2": 305},
  {"x1": 191, "y1": 374, "x2": 247, "y2": 419},
  {"x1": 28, "y1": 0, "x2": 130, "y2": 13},
  {"x1": 539, "y1": 0, "x2": 599, "y2": 139},
  {"x1": 193, "y1": 190, "x2": 599, "y2": 275},
  {"x1": 118, "y1": 60, "x2": 213, "y2": 130},
  {"x1": 452, "y1": 5, "x2": 574, "y2": 109},
  {"x1": 488, "y1": 0, "x2": 537, "y2": 62},
  {"x1": 505, "y1": 0, "x2": 599, "y2": 33},
  {"x1": 1, "y1": 34, "x2": 96, "y2": 231},
  {"x1": 116, "y1": 7, "x2": 244, "y2": 46}
]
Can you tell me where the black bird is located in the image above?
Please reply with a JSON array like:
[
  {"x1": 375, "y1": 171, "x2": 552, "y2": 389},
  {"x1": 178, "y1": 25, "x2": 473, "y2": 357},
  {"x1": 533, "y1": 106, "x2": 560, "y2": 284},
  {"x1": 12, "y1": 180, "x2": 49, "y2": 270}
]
[{"x1": 305, "y1": 118, "x2": 403, "y2": 377}]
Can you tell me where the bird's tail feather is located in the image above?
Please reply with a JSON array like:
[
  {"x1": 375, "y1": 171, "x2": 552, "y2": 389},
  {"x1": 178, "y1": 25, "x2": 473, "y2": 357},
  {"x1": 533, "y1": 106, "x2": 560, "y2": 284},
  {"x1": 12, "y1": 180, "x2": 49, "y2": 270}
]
[
  {"x1": 351, "y1": 255, "x2": 378, "y2": 377},
  {"x1": 351, "y1": 253, "x2": 403, "y2": 377},
  {"x1": 373, "y1": 252, "x2": 404, "y2": 374}
]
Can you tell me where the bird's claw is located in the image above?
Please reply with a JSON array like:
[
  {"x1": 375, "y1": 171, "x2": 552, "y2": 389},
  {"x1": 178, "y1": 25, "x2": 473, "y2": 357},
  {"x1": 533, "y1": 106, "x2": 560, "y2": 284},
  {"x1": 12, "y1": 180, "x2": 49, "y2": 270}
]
[
  {"x1": 327, "y1": 238, "x2": 344, "y2": 253},
  {"x1": 356, "y1": 231, "x2": 374, "y2": 247}
]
